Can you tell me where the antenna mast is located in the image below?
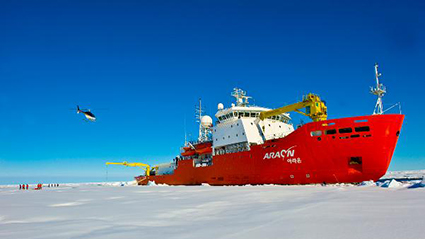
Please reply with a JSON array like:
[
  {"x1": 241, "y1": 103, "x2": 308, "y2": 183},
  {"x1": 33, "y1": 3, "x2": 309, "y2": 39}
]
[
  {"x1": 195, "y1": 98, "x2": 212, "y2": 142},
  {"x1": 231, "y1": 88, "x2": 251, "y2": 106},
  {"x1": 370, "y1": 63, "x2": 386, "y2": 115},
  {"x1": 196, "y1": 98, "x2": 205, "y2": 142}
]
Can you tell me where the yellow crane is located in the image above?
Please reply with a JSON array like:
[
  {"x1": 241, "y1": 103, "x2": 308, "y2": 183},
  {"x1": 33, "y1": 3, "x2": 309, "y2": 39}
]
[
  {"x1": 105, "y1": 161, "x2": 152, "y2": 176},
  {"x1": 259, "y1": 93, "x2": 327, "y2": 122}
]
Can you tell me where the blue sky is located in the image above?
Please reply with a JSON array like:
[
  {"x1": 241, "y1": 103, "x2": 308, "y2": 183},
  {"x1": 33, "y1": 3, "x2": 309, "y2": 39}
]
[{"x1": 1, "y1": 0, "x2": 424, "y2": 184}]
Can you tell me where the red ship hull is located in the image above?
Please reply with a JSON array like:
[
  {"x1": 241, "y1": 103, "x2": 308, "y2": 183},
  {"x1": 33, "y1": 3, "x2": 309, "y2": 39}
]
[{"x1": 136, "y1": 114, "x2": 404, "y2": 185}]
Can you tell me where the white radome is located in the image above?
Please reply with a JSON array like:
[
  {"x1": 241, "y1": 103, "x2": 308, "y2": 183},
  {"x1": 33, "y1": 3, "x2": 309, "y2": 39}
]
[
  {"x1": 217, "y1": 103, "x2": 224, "y2": 110},
  {"x1": 201, "y1": 115, "x2": 213, "y2": 128}
]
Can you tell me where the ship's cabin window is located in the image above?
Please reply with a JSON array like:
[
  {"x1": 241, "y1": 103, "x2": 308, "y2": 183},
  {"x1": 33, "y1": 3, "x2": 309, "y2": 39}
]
[
  {"x1": 355, "y1": 126, "x2": 370, "y2": 132},
  {"x1": 339, "y1": 128, "x2": 353, "y2": 134},
  {"x1": 244, "y1": 112, "x2": 250, "y2": 117},
  {"x1": 310, "y1": 130, "x2": 322, "y2": 136}
]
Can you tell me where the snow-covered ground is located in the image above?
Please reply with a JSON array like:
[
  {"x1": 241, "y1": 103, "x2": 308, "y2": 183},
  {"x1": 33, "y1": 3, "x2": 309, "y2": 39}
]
[{"x1": 0, "y1": 172, "x2": 424, "y2": 239}]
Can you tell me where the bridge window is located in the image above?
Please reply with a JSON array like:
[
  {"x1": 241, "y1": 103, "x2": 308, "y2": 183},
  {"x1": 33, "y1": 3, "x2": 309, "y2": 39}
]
[
  {"x1": 244, "y1": 112, "x2": 250, "y2": 117},
  {"x1": 250, "y1": 112, "x2": 256, "y2": 117}
]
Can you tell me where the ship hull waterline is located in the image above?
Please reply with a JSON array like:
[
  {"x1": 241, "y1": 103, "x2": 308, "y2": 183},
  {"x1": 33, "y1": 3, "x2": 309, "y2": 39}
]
[{"x1": 136, "y1": 114, "x2": 404, "y2": 186}]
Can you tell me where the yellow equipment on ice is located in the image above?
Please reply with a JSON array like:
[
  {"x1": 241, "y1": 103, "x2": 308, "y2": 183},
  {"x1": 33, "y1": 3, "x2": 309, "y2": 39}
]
[
  {"x1": 259, "y1": 93, "x2": 327, "y2": 122},
  {"x1": 106, "y1": 161, "x2": 152, "y2": 176}
]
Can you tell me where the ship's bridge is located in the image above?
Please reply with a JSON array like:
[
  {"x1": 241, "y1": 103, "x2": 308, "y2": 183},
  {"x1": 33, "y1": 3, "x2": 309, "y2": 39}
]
[
  {"x1": 212, "y1": 89, "x2": 295, "y2": 156},
  {"x1": 215, "y1": 106, "x2": 291, "y2": 124}
]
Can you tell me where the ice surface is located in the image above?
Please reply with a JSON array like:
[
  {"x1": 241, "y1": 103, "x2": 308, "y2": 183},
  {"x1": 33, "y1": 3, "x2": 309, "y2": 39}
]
[
  {"x1": 0, "y1": 174, "x2": 424, "y2": 239},
  {"x1": 382, "y1": 170, "x2": 425, "y2": 180}
]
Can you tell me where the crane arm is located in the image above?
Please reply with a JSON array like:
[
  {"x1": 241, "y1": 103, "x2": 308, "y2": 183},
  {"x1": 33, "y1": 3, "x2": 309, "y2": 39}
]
[
  {"x1": 259, "y1": 93, "x2": 327, "y2": 122},
  {"x1": 106, "y1": 161, "x2": 151, "y2": 176}
]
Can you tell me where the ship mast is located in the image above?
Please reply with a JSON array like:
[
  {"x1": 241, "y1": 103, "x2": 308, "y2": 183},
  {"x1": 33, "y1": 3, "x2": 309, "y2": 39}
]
[
  {"x1": 196, "y1": 98, "x2": 211, "y2": 142},
  {"x1": 231, "y1": 88, "x2": 251, "y2": 106},
  {"x1": 370, "y1": 63, "x2": 386, "y2": 115}
]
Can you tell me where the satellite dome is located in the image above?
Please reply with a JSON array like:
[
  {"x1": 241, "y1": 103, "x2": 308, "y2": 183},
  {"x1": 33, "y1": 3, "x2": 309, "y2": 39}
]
[
  {"x1": 201, "y1": 115, "x2": 213, "y2": 128},
  {"x1": 217, "y1": 103, "x2": 224, "y2": 110}
]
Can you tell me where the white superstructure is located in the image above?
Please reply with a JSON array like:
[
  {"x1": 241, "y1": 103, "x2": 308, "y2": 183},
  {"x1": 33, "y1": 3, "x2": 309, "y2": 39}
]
[{"x1": 211, "y1": 88, "x2": 294, "y2": 155}]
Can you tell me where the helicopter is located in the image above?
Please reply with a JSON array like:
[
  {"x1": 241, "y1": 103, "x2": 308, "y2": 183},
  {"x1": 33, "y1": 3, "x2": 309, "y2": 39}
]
[{"x1": 76, "y1": 105, "x2": 96, "y2": 122}]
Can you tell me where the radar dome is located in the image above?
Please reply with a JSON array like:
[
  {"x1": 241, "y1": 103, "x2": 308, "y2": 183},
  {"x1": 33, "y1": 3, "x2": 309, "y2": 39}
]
[
  {"x1": 201, "y1": 115, "x2": 213, "y2": 128},
  {"x1": 217, "y1": 103, "x2": 224, "y2": 110}
]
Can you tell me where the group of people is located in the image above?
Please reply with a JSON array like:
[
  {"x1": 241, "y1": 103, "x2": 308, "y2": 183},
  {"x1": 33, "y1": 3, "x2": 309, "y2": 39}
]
[
  {"x1": 18, "y1": 183, "x2": 60, "y2": 190},
  {"x1": 19, "y1": 184, "x2": 29, "y2": 190}
]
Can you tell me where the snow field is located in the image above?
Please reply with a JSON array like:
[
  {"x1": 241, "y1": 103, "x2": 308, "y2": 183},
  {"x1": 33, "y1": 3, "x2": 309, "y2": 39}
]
[{"x1": 0, "y1": 180, "x2": 424, "y2": 239}]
